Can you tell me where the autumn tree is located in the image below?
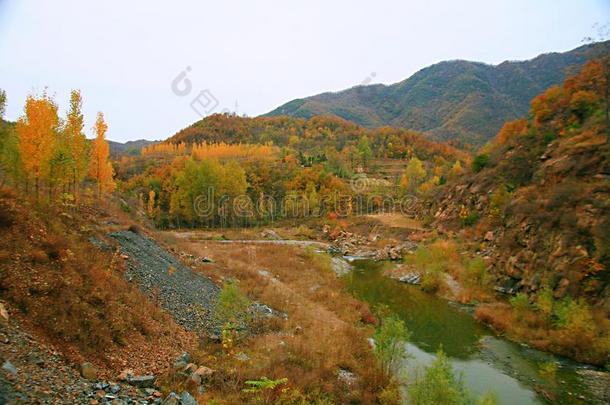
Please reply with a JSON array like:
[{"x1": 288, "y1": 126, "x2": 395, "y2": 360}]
[
  {"x1": 448, "y1": 160, "x2": 463, "y2": 179},
  {"x1": 357, "y1": 136, "x2": 372, "y2": 170},
  {"x1": 65, "y1": 90, "x2": 89, "y2": 195},
  {"x1": 147, "y1": 189, "x2": 156, "y2": 218},
  {"x1": 89, "y1": 112, "x2": 115, "y2": 196},
  {"x1": 0, "y1": 90, "x2": 22, "y2": 186},
  {"x1": 16, "y1": 92, "x2": 59, "y2": 198},
  {"x1": 0, "y1": 89, "x2": 5, "y2": 118},
  {"x1": 399, "y1": 156, "x2": 427, "y2": 193}
]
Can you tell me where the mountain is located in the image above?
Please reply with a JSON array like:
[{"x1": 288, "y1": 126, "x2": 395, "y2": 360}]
[
  {"x1": 265, "y1": 41, "x2": 610, "y2": 147},
  {"x1": 108, "y1": 139, "x2": 158, "y2": 157}
]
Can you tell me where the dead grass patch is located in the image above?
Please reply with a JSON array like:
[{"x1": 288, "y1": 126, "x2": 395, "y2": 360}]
[{"x1": 171, "y1": 236, "x2": 388, "y2": 402}]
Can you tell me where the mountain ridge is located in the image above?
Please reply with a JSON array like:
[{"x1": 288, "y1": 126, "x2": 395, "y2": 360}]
[{"x1": 265, "y1": 40, "x2": 610, "y2": 146}]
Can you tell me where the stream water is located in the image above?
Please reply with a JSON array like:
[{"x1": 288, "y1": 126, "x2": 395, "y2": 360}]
[{"x1": 342, "y1": 259, "x2": 602, "y2": 404}]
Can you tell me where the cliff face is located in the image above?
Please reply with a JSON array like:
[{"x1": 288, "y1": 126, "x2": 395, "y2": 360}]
[
  {"x1": 427, "y1": 58, "x2": 610, "y2": 310},
  {"x1": 431, "y1": 131, "x2": 609, "y2": 305}
]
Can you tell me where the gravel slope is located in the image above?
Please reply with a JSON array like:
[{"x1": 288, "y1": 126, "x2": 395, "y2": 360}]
[{"x1": 109, "y1": 231, "x2": 220, "y2": 335}]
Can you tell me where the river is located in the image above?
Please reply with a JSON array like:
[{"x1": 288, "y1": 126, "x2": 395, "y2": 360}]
[{"x1": 342, "y1": 259, "x2": 602, "y2": 404}]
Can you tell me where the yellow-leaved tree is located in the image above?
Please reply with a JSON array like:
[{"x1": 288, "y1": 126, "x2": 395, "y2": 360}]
[
  {"x1": 88, "y1": 112, "x2": 115, "y2": 197},
  {"x1": 16, "y1": 92, "x2": 59, "y2": 198},
  {"x1": 65, "y1": 90, "x2": 89, "y2": 196}
]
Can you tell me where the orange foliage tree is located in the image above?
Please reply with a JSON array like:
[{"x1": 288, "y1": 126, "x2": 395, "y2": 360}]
[
  {"x1": 16, "y1": 92, "x2": 59, "y2": 197},
  {"x1": 495, "y1": 119, "x2": 529, "y2": 144},
  {"x1": 88, "y1": 112, "x2": 115, "y2": 196},
  {"x1": 531, "y1": 57, "x2": 609, "y2": 136}
]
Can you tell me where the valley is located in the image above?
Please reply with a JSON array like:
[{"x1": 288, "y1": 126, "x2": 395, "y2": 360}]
[{"x1": 0, "y1": 13, "x2": 609, "y2": 404}]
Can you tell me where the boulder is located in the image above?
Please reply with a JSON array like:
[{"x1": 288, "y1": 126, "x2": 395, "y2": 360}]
[
  {"x1": 162, "y1": 392, "x2": 180, "y2": 405},
  {"x1": 173, "y1": 352, "x2": 191, "y2": 370},
  {"x1": 180, "y1": 391, "x2": 197, "y2": 405},
  {"x1": 127, "y1": 374, "x2": 156, "y2": 388},
  {"x1": 188, "y1": 372, "x2": 202, "y2": 386},
  {"x1": 193, "y1": 366, "x2": 215, "y2": 382},
  {"x1": 80, "y1": 362, "x2": 98, "y2": 380}
]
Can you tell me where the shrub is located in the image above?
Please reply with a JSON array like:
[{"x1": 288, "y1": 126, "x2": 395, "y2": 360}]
[
  {"x1": 215, "y1": 279, "x2": 251, "y2": 326},
  {"x1": 552, "y1": 297, "x2": 594, "y2": 334},
  {"x1": 295, "y1": 224, "x2": 316, "y2": 239},
  {"x1": 535, "y1": 288, "x2": 554, "y2": 322},
  {"x1": 461, "y1": 212, "x2": 480, "y2": 227},
  {"x1": 374, "y1": 315, "x2": 411, "y2": 379},
  {"x1": 472, "y1": 154, "x2": 489, "y2": 173},
  {"x1": 408, "y1": 348, "x2": 470, "y2": 405},
  {"x1": 509, "y1": 293, "x2": 530, "y2": 319},
  {"x1": 463, "y1": 257, "x2": 489, "y2": 288},
  {"x1": 421, "y1": 269, "x2": 445, "y2": 293},
  {"x1": 243, "y1": 376, "x2": 288, "y2": 403},
  {"x1": 477, "y1": 392, "x2": 498, "y2": 405},
  {"x1": 488, "y1": 186, "x2": 512, "y2": 220}
]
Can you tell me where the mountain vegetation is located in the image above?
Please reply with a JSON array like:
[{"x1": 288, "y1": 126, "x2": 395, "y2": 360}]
[
  {"x1": 266, "y1": 40, "x2": 610, "y2": 147},
  {"x1": 116, "y1": 114, "x2": 468, "y2": 228},
  {"x1": 427, "y1": 56, "x2": 610, "y2": 364}
]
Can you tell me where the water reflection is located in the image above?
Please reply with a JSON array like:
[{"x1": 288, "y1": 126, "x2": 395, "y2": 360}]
[{"x1": 343, "y1": 260, "x2": 597, "y2": 405}]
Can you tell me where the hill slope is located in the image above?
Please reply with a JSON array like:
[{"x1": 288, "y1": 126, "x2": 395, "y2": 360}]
[
  {"x1": 428, "y1": 57, "x2": 610, "y2": 314},
  {"x1": 266, "y1": 41, "x2": 610, "y2": 146}
]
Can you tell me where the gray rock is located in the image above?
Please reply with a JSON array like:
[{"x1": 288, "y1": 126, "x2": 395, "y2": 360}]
[
  {"x1": 127, "y1": 375, "x2": 156, "y2": 388},
  {"x1": 173, "y1": 352, "x2": 191, "y2": 370},
  {"x1": 180, "y1": 391, "x2": 197, "y2": 405},
  {"x1": 330, "y1": 257, "x2": 352, "y2": 276},
  {"x1": 251, "y1": 302, "x2": 287, "y2": 319},
  {"x1": 162, "y1": 392, "x2": 180, "y2": 405},
  {"x1": 2, "y1": 360, "x2": 16, "y2": 374},
  {"x1": 398, "y1": 273, "x2": 421, "y2": 285},
  {"x1": 337, "y1": 368, "x2": 358, "y2": 386}
]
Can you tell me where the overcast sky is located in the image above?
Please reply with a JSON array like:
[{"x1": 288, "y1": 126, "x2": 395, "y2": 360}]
[{"x1": 0, "y1": 0, "x2": 608, "y2": 142}]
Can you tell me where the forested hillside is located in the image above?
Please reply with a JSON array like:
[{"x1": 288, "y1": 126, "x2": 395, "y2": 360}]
[
  {"x1": 425, "y1": 57, "x2": 609, "y2": 364},
  {"x1": 113, "y1": 114, "x2": 469, "y2": 228},
  {"x1": 266, "y1": 40, "x2": 610, "y2": 147}
]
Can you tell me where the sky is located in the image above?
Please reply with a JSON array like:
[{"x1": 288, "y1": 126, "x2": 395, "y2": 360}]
[{"x1": 0, "y1": 0, "x2": 608, "y2": 142}]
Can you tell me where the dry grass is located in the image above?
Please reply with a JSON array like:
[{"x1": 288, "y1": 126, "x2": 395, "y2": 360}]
[
  {"x1": 365, "y1": 214, "x2": 423, "y2": 230},
  {"x1": 0, "y1": 191, "x2": 197, "y2": 377},
  {"x1": 475, "y1": 303, "x2": 610, "y2": 365},
  {"x1": 171, "y1": 237, "x2": 389, "y2": 403}
]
